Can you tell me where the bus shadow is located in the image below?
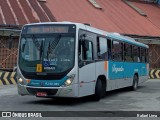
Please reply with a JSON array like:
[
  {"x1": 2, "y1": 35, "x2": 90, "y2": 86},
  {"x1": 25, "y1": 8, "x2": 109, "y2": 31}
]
[
  {"x1": 25, "y1": 95, "x2": 100, "y2": 106},
  {"x1": 103, "y1": 85, "x2": 146, "y2": 98},
  {"x1": 25, "y1": 86, "x2": 146, "y2": 106}
]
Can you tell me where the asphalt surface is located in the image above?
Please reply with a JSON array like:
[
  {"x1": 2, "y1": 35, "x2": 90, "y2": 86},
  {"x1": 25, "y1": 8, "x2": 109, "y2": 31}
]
[{"x1": 0, "y1": 79, "x2": 160, "y2": 120}]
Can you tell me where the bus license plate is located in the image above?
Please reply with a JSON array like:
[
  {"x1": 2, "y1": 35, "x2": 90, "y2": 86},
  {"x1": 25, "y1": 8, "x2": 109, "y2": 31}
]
[{"x1": 36, "y1": 92, "x2": 47, "y2": 97}]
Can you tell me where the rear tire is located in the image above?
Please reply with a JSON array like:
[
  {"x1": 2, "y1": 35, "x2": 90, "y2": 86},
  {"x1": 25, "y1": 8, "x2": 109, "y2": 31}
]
[
  {"x1": 130, "y1": 75, "x2": 138, "y2": 91},
  {"x1": 93, "y1": 79, "x2": 103, "y2": 101}
]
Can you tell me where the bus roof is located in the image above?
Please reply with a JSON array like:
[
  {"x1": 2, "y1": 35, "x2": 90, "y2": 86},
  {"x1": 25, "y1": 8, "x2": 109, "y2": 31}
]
[
  {"x1": 24, "y1": 22, "x2": 148, "y2": 48},
  {"x1": 107, "y1": 33, "x2": 148, "y2": 48}
]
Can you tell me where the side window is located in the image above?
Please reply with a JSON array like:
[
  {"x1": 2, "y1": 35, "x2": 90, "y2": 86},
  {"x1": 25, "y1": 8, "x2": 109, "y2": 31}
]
[
  {"x1": 141, "y1": 48, "x2": 146, "y2": 63},
  {"x1": 133, "y1": 46, "x2": 139, "y2": 62},
  {"x1": 138, "y1": 47, "x2": 141, "y2": 62},
  {"x1": 83, "y1": 40, "x2": 93, "y2": 61},
  {"x1": 98, "y1": 37, "x2": 107, "y2": 59},
  {"x1": 107, "y1": 39, "x2": 112, "y2": 60},
  {"x1": 146, "y1": 49, "x2": 149, "y2": 63},
  {"x1": 112, "y1": 40, "x2": 123, "y2": 61},
  {"x1": 124, "y1": 43, "x2": 133, "y2": 62}
]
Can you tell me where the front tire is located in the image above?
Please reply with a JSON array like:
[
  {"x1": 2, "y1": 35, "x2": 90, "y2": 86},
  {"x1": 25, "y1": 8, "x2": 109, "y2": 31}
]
[{"x1": 93, "y1": 79, "x2": 103, "y2": 101}]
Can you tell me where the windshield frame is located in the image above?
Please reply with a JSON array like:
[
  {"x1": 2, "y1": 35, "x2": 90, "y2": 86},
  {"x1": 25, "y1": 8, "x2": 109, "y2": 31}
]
[{"x1": 18, "y1": 33, "x2": 76, "y2": 79}]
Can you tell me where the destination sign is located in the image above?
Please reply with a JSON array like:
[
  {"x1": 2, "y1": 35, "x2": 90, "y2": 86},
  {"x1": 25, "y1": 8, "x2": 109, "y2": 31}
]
[
  {"x1": 22, "y1": 24, "x2": 76, "y2": 34},
  {"x1": 26, "y1": 26, "x2": 69, "y2": 34}
]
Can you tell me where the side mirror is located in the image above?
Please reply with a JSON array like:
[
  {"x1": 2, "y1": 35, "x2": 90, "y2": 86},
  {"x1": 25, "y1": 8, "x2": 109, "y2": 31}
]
[
  {"x1": 9, "y1": 41, "x2": 12, "y2": 49},
  {"x1": 9, "y1": 33, "x2": 13, "y2": 49},
  {"x1": 21, "y1": 39, "x2": 27, "y2": 53},
  {"x1": 22, "y1": 44, "x2": 25, "y2": 52}
]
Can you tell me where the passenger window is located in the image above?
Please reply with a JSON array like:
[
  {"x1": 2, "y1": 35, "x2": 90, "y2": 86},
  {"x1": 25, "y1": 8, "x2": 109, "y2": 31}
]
[
  {"x1": 107, "y1": 39, "x2": 112, "y2": 60},
  {"x1": 138, "y1": 47, "x2": 141, "y2": 62},
  {"x1": 141, "y1": 48, "x2": 146, "y2": 63},
  {"x1": 86, "y1": 42, "x2": 93, "y2": 60},
  {"x1": 112, "y1": 40, "x2": 123, "y2": 61},
  {"x1": 133, "y1": 46, "x2": 139, "y2": 62},
  {"x1": 98, "y1": 37, "x2": 107, "y2": 59},
  {"x1": 83, "y1": 41, "x2": 93, "y2": 61},
  {"x1": 124, "y1": 43, "x2": 133, "y2": 62},
  {"x1": 146, "y1": 49, "x2": 149, "y2": 63}
]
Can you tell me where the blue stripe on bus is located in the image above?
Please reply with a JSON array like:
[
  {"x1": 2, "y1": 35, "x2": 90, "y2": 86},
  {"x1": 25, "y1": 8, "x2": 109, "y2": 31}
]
[
  {"x1": 108, "y1": 61, "x2": 147, "y2": 80},
  {"x1": 27, "y1": 76, "x2": 68, "y2": 87}
]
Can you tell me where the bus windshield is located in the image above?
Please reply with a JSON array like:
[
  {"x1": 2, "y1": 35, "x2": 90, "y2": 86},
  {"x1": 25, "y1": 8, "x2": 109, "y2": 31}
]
[{"x1": 19, "y1": 34, "x2": 75, "y2": 74}]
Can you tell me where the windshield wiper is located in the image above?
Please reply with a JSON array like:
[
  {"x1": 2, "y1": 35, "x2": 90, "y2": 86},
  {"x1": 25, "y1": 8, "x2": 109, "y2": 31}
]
[
  {"x1": 32, "y1": 36, "x2": 43, "y2": 60},
  {"x1": 47, "y1": 35, "x2": 61, "y2": 58},
  {"x1": 32, "y1": 35, "x2": 41, "y2": 51},
  {"x1": 40, "y1": 40, "x2": 43, "y2": 60}
]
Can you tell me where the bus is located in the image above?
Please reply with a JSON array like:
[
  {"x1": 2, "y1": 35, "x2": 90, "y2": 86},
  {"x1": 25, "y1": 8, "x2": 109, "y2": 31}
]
[{"x1": 17, "y1": 22, "x2": 149, "y2": 101}]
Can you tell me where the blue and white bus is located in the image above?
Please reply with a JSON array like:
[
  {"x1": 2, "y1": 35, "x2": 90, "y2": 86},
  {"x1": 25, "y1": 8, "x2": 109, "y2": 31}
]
[{"x1": 17, "y1": 22, "x2": 149, "y2": 101}]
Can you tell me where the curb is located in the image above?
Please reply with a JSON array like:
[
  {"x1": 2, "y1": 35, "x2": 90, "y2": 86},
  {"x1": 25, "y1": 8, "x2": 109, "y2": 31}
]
[{"x1": 0, "y1": 72, "x2": 17, "y2": 85}]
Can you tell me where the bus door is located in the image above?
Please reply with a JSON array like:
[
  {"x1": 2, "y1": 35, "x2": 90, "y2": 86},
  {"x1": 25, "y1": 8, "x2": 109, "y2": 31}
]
[{"x1": 78, "y1": 32, "x2": 96, "y2": 97}]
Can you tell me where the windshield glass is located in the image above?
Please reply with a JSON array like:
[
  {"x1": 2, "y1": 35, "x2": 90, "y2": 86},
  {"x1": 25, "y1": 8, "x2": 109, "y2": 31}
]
[{"x1": 19, "y1": 35, "x2": 75, "y2": 74}]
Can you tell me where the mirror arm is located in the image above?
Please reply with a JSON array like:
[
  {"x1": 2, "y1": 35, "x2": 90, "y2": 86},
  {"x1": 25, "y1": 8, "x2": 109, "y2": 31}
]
[{"x1": 9, "y1": 33, "x2": 13, "y2": 49}]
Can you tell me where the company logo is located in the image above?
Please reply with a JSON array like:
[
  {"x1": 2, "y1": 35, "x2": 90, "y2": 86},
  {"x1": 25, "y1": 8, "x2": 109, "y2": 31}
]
[
  {"x1": 2, "y1": 112, "x2": 11, "y2": 117},
  {"x1": 44, "y1": 82, "x2": 60, "y2": 86},
  {"x1": 112, "y1": 64, "x2": 124, "y2": 73}
]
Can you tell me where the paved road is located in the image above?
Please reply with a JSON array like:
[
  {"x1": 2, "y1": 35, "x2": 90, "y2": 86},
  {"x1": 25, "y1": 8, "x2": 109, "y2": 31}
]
[{"x1": 0, "y1": 79, "x2": 160, "y2": 119}]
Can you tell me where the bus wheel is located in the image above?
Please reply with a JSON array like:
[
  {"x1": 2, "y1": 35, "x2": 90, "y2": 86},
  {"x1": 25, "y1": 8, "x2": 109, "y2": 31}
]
[
  {"x1": 93, "y1": 79, "x2": 103, "y2": 101},
  {"x1": 130, "y1": 75, "x2": 138, "y2": 90}
]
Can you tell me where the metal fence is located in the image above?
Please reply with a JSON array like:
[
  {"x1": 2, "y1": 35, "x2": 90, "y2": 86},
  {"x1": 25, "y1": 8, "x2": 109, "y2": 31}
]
[
  {"x1": 0, "y1": 37, "x2": 19, "y2": 70},
  {"x1": 149, "y1": 44, "x2": 160, "y2": 69}
]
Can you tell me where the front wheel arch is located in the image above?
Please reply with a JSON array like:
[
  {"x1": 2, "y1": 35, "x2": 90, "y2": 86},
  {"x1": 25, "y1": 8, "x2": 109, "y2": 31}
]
[{"x1": 93, "y1": 75, "x2": 107, "y2": 101}]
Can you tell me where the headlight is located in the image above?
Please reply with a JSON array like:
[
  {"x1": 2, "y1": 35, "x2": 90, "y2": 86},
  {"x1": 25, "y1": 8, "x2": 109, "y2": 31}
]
[
  {"x1": 18, "y1": 78, "x2": 23, "y2": 84},
  {"x1": 64, "y1": 75, "x2": 75, "y2": 86},
  {"x1": 18, "y1": 77, "x2": 30, "y2": 85}
]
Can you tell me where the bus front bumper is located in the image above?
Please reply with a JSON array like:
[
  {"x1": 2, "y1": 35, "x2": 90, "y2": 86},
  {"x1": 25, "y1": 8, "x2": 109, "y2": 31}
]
[{"x1": 17, "y1": 83, "x2": 78, "y2": 98}]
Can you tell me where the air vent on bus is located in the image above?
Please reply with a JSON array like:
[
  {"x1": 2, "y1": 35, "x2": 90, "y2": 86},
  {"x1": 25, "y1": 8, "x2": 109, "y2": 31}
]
[
  {"x1": 112, "y1": 32, "x2": 121, "y2": 36},
  {"x1": 38, "y1": 0, "x2": 46, "y2": 2},
  {"x1": 88, "y1": 0, "x2": 102, "y2": 9},
  {"x1": 62, "y1": 21, "x2": 72, "y2": 23},
  {"x1": 84, "y1": 23, "x2": 91, "y2": 26}
]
